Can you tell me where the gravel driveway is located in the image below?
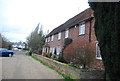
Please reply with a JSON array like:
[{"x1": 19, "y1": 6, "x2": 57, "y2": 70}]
[{"x1": 1, "y1": 51, "x2": 63, "y2": 79}]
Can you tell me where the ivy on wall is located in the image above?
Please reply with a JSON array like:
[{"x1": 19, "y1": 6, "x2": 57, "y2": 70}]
[
  {"x1": 63, "y1": 38, "x2": 73, "y2": 49},
  {"x1": 60, "y1": 38, "x2": 73, "y2": 62}
]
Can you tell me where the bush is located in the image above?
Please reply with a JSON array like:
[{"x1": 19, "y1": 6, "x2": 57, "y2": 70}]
[
  {"x1": 57, "y1": 56, "x2": 65, "y2": 63},
  {"x1": 29, "y1": 51, "x2": 32, "y2": 56},
  {"x1": 51, "y1": 54, "x2": 56, "y2": 59},
  {"x1": 44, "y1": 54, "x2": 50, "y2": 58},
  {"x1": 50, "y1": 53, "x2": 52, "y2": 58},
  {"x1": 68, "y1": 64, "x2": 80, "y2": 69},
  {"x1": 23, "y1": 48, "x2": 29, "y2": 50},
  {"x1": 63, "y1": 41, "x2": 94, "y2": 69}
]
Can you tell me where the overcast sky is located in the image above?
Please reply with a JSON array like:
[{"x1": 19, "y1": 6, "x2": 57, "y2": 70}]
[{"x1": 0, "y1": 0, "x2": 89, "y2": 42}]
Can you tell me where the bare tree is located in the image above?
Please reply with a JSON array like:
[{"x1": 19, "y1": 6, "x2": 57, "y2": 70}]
[
  {"x1": 0, "y1": 33, "x2": 11, "y2": 49},
  {"x1": 64, "y1": 41, "x2": 94, "y2": 69}
]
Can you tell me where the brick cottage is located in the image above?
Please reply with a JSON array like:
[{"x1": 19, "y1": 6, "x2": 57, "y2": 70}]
[{"x1": 42, "y1": 8, "x2": 104, "y2": 69}]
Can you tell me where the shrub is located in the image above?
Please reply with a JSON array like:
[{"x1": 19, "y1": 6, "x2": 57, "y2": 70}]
[
  {"x1": 29, "y1": 51, "x2": 32, "y2": 56},
  {"x1": 57, "y1": 56, "x2": 65, "y2": 63},
  {"x1": 64, "y1": 41, "x2": 94, "y2": 69},
  {"x1": 44, "y1": 54, "x2": 50, "y2": 58},
  {"x1": 68, "y1": 64, "x2": 80, "y2": 69},
  {"x1": 23, "y1": 48, "x2": 29, "y2": 50},
  {"x1": 50, "y1": 53, "x2": 52, "y2": 58},
  {"x1": 51, "y1": 54, "x2": 56, "y2": 59}
]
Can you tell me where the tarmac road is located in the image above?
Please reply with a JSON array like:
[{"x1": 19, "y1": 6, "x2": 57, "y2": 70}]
[{"x1": 1, "y1": 50, "x2": 63, "y2": 79}]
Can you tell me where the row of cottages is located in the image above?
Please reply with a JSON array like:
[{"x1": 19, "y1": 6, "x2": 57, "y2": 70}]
[{"x1": 42, "y1": 8, "x2": 104, "y2": 69}]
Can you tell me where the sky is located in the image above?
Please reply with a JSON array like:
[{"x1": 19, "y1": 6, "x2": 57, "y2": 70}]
[{"x1": 0, "y1": 0, "x2": 89, "y2": 42}]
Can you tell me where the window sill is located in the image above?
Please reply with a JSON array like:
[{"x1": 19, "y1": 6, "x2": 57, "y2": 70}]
[
  {"x1": 65, "y1": 37, "x2": 68, "y2": 38},
  {"x1": 96, "y1": 57, "x2": 102, "y2": 60},
  {"x1": 58, "y1": 39, "x2": 61, "y2": 41},
  {"x1": 78, "y1": 34, "x2": 85, "y2": 36}
]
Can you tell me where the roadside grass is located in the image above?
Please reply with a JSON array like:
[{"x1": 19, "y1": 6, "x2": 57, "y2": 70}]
[
  {"x1": 25, "y1": 54, "x2": 30, "y2": 56},
  {"x1": 31, "y1": 56, "x2": 75, "y2": 81}
]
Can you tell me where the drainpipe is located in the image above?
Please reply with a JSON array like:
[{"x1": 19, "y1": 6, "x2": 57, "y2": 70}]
[{"x1": 89, "y1": 18, "x2": 92, "y2": 42}]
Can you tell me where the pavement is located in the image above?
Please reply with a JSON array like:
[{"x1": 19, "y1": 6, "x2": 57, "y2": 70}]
[{"x1": 0, "y1": 51, "x2": 63, "y2": 79}]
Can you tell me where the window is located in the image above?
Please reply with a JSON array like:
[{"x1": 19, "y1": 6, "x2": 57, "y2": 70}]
[
  {"x1": 50, "y1": 48, "x2": 53, "y2": 53},
  {"x1": 45, "y1": 48, "x2": 48, "y2": 53},
  {"x1": 96, "y1": 42, "x2": 102, "y2": 60},
  {"x1": 51, "y1": 35, "x2": 54, "y2": 41},
  {"x1": 65, "y1": 30, "x2": 69, "y2": 38},
  {"x1": 56, "y1": 47, "x2": 61, "y2": 55},
  {"x1": 45, "y1": 38, "x2": 48, "y2": 42},
  {"x1": 79, "y1": 24, "x2": 85, "y2": 35},
  {"x1": 50, "y1": 48, "x2": 55, "y2": 54},
  {"x1": 52, "y1": 48, "x2": 55, "y2": 54},
  {"x1": 43, "y1": 48, "x2": 45, "y2": 52},
  {"x1": 48, "y1": 37, "x2": 50, "y2": 42},
  {"x1": 58, "y1": 32, "x2": 61, "y2": 40}
]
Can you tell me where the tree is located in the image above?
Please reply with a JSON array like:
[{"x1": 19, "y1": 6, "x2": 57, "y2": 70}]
[
  {"x1": 27, "y1": 23, "x2": 45, "y2": 54},
  {"x1": 89, "y1": 2, "x2": 120, "y2": 81},
  {"x1": 0, "y1": 33, "x2": 11, "y2": 49}
]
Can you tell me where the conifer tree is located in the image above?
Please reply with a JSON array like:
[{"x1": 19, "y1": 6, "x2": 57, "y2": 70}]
[{"x1": 89, "y1": 2, "x2": 120, "y2": 81}]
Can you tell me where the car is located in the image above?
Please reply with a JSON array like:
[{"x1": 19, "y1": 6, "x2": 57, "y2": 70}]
[
  {"x1": 0, "y1": 48, "x2": 14, "y2": 57},
  {"x1": 12, "y1": 47, "x2": 18, "y2": 51}
]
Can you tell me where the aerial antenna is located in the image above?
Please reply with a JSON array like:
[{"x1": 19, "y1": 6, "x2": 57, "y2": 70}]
[
  {"x1": 47, "y1": 30, "x2": 49, "y2": 34},
  {"x1": 78, "y1": 7, "x2": 80, "y2": 14}
]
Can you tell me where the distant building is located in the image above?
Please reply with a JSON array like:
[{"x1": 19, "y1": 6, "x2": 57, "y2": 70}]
[
  {"x1": 12, "y1": 42, "x2": 25, "y2": 49},
  {"x1": 42, "y1": 8, "x2": 104, "y2": 69}
]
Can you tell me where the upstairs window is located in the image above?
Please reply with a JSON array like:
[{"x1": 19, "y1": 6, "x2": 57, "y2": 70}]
[
  {"x1": 79, "y1": 24, "x2": 85, "y2": 35},
  {"x1": 96, "y1": 42, "x2": 102, "y2": 60},
  {"x1": 58, "y1": 32, "x2": 61, "y2": 40},
  {"x1": 45, "y1": 38, "x2": 48, "y2": 42},
  {"x1": 48, "y1": 37, "x2": 50, "y2": 42},
  {"x1": 65, "y1": 30, "x2": 69, "y2": 38},
  {"x1": 51, "y1": 35, "x2": 54, "y2": 41}
]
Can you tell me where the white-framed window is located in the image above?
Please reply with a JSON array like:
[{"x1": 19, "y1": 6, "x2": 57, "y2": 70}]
[
  {"x1": 51, "y1": 35, "x2": 54, "y2": 41},
  {"x1": 65, "y1": 30, "x2": 69, "y2": 38},
  {"x1": 52, "y1": 48, "x2": 55, "y2": 54},
  {"x1": 43, "y1": 48, "x2": 45, "y2": 52},
  {"x1": 50, "y1": 47, "x2": 55, "y2": 54},
  {"x1": 96, "y1": 42, "x2": 102, "y2": 60},
  {"x1": 79, "y1": 24, "x2": 85, "y2": 35},
  {"x1": 50, "y1": 48, "x2": 53, "y2": 53},
  {"x1": 56, "y1": 47, "x2": 61, "y2": 55},
  {"x1": 45, "y1": 38, "x2": 47, "y2": 42},
  {"x1": 48, "y1": 37, "x2": 50, "y2": 42},
  {"x1": 58, "y1": 32, "x2": 61, "y2": 40}
]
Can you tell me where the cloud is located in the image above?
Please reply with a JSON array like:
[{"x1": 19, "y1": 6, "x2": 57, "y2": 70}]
[
  {"x1": 3, "y1": 32, "x2": 28, "y2": 42},
  {"x1": 0, "y1": 0, "x2": 89, "y2": 42}
]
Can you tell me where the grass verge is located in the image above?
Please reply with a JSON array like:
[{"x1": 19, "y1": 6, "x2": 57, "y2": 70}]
[
  {"x1": 31, "y1": 56, "x2": 75, "y2": 80},
  {"x1": 25, "y1": 54, "x2": 30, "y2": 56}
]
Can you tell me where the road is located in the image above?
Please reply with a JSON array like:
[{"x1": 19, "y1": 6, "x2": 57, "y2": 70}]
[{"x1": 1, "y1": 51, "x2": 63, "y2": 79}]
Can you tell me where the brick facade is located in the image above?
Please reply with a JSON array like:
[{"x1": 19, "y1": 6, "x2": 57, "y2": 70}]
[{"x1": 42, "y1": 8, "x2": 104, "y2": 69}]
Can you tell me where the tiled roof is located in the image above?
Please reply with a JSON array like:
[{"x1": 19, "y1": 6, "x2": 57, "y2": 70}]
[{"x1": 47, "y1": 8, "x2": 94, "y2": 37}]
